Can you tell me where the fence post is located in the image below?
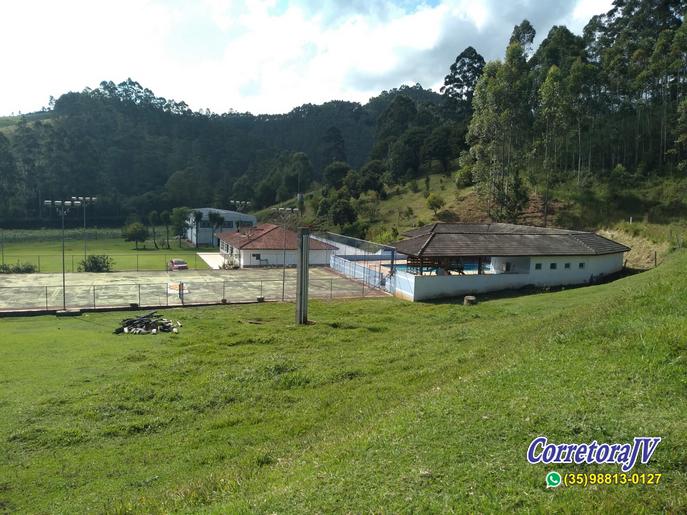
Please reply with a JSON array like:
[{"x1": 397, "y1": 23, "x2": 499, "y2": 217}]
[
  {"x1": 260, "y1": 281, "x2": 263, "y2": 298},
  {"x1": 138, "y1": 284, "x2": 141, "y2": 306},
  {"x1": 71, "y1": 255, "x2": 74, "y2": 272},
  {"x1": 38, "y1": 255, "x2": 41, "y2": 272},
  {"x1": 45, "y1": 286, "x2": 48, "y2": 311},
  {"x1": 93, "y1": 286, "x2": 96, "y2": 309},
  {"x1": 137, "y1": 255, "x2": 139, "y2": 272},
  {"x1": 222, "y1": 281, "x2": 226, "y2": 301}
]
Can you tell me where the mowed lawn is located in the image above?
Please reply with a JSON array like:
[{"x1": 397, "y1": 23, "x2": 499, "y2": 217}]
[
  {"x1": 1, "y1": 232, "x2": 208, "y2": 272},
  {"x1": 1, "y1": 254, "x2": 686, "y2": 512}
]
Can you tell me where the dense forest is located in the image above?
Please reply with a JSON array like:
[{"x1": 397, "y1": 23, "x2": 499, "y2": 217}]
[
  {"x1": 0, "y1": 0, "x2": 685, "y2": 232},
  {"x1": 0, "y1": 81, "x2": 442, "y2": 226}
]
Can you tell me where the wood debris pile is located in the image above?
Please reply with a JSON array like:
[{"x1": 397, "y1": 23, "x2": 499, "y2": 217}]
[{"x1": 114, "y1": 311, "x2": 181, "y2": 335}]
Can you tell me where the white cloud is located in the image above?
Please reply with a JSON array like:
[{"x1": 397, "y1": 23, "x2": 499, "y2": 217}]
[{"x1": 0, "y1": 0, "x2": 614, "y2": 116}]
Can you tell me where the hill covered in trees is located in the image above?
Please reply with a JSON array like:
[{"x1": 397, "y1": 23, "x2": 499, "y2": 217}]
[
  {"x1": 0, "y1": 0, "x2": 686, "y2": 234},
  {"x1": 0, "y1": 80, "x2": 445, "y2": 227}
]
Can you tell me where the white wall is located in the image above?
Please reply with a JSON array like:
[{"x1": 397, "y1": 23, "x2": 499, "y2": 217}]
[
  {"x1": 239, "y1": 249, "x2": 333, "y2": 267},
  {"x1": 399, "y1": 253, "x2": 625, "y2": 301},
  {"x1": 527, "y1": 253, "x2": 623, "y2": 286}
]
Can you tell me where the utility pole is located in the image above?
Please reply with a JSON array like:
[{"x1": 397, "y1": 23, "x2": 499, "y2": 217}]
[
  {"x1": 296, "y1": 227, "x2": 310, "y2": 324},
  {"x1": 44, "y1": 199, "x2": 81, "y2": 311}
]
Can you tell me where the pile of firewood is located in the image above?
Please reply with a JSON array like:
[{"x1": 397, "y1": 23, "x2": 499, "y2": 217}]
[{"x1": 114, "y1": 311, "x2": 181, "y2": 335}]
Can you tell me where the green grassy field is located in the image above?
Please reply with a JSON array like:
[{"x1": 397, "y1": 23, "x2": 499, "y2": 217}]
[
  {"x1": 1, "y1": 251, "x2": 685, "y2": 512},
  {"x1": 1, "y1": 231, "x2": 209, "y2": 272}
]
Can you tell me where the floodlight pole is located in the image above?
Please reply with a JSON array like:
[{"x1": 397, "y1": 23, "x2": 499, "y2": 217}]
[
  {"x1": 45, "y1": 200, "x2": 81, "y2": 311},
  {"x1": 72, "y1": 196, "x2": 97, "y2": 259}
]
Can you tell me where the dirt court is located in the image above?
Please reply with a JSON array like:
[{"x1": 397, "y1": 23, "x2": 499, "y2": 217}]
[{"x1": 0, "y1": 267, "x2": 384, "y2": 312}]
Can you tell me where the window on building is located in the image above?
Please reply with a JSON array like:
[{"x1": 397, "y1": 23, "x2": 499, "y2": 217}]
[
  {"x1": 252, "y1": 253, "x2": 261, "y2": 260},
  {"x1": 505, "y1": 262, "x2": 512, "y2": 272},
  {"x1": 564, "y1": 263, "x2": 571, "y2": 269},
  {"x1": 535, "y1": 263, "x2": 542, "y2": 270},
  {"x1": 550, "y1": 263, "x2": 557, "y2": 270},
  {"x1": 223, "y1": 221, "x2": 234, "y2": 228},
  {"x1": 579, "y1": 262, "x2": 585, "y2": 269}
]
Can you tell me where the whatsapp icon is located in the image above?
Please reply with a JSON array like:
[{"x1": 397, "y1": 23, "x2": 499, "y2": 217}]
[{"x1": 546, "y1": 471, "x2": 562, "y2": 488}]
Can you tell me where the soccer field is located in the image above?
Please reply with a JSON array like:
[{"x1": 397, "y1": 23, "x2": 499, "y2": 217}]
[
  {"x1": 0, "y1": 267, "x2": 383, "y2": 311},
  {"x1": 1, "y1": 236, "x2": 208, "y2": 272}
]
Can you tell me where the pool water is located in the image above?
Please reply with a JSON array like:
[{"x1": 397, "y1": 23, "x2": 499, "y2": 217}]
[{"x1": 384, "y1": 263, "x2": 493, "y2": 272}]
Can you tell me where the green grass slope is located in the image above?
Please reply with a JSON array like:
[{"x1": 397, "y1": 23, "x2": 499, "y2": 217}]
[{"x1": 0, "y1": 253, "x2": 686, "y2": 512}]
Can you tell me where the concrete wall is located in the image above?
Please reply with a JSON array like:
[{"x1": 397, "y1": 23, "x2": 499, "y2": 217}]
[
  {"x1": 401, "y1": 253, "x2": 625, "y2": 301},
  {"x1": 389, "y1": 270, "x2": 416, "y2": 300},
  {"x1": 240, "y1": 249, "x2": 333, "y2": 267}
]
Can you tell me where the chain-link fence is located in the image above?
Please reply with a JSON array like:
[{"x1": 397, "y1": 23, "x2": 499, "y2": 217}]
[{"x1": 0, "y1": 276, "x2": 385, "y2": 312}]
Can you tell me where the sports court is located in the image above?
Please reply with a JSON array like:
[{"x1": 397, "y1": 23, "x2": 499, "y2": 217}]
[{"x1": 0, "y1": 267, "x2": 385, "y2": 312}]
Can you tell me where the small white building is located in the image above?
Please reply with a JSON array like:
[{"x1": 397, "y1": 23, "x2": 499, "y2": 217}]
[
  {"x1": 185, "y1": 208, "x2": 256, "y2": 246},
  {"x1": 390, "y1": 223, "x2": 630, "y2": 301},
  {"x1": 218, "y1": 224, "x2": 337, "y2": 268}
]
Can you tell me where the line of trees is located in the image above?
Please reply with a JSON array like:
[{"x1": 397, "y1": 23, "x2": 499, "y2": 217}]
[{"x1": 465, "y1": 3, "x2": 687, "y2": 223}]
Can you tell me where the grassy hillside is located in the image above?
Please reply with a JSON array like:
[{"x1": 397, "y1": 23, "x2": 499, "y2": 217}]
[{"x1": 1, "y1": 252, "x2": 685, "y2": 512}]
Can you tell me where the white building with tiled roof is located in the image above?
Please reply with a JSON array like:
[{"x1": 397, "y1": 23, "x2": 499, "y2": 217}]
[{"x1": 217, "y1": 224, "x2": 337, "y2": 268}]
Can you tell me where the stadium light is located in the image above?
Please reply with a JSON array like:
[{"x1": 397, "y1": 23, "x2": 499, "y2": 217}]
[
  {"x1": 44, "y1": 199, "x2": 81, "y2": 311},
  {"x1": 71, "y1": 196, "x2": 97, "y2": 259}
]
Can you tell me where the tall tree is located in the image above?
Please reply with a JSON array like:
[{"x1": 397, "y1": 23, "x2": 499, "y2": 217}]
[
  {"x1": 467, "y1": 43, "x2": 533, "y2": 221},
  {"x1": 539, "y1": 65, "x2": 568, "y2": 226},
  {"x1": 441, "y1": 46, "x2": 486, "y2": 114},
  {"x1": 170, "y1": 207, "x2": 190, "y2": 248},
  {"x1": 192, "y1": 210, "x2": 203, "y2": 248},
  {"x1": 159, "y1": 210, "x2": 171, "y2": 249},
  {"x1": 0, "y1": 133, "x2": 19, "y2": 217},
  {"x1": 207, "y1": 211, "x2": 224, "y2": 247},
  {"x1": 147, "y1": 210, "x2": 160, "y2": 249},
  {"x1": 510, "y1": 19, "x2": 536, "y2": 57},
  {"x1": 319, "y1": 126, "x2": 347, "y2": 168}
]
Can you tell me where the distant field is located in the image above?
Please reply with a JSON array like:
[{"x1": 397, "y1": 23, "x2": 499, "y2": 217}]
[
  {"x1": 1, "y1": 251, "x2": 685, "y2": 512},
  {"x1": 1, "y1": 230, "x2": 209, "y2": 272}
]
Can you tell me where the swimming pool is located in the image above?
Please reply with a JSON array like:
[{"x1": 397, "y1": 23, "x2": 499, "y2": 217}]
[{"x1": 384, "y1": 263, "x2": 493, "y2": 273}]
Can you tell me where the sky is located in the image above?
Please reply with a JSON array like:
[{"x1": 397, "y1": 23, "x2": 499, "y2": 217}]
[{"x1": 0, "y1": 0, "x2": 613, "y2": 117}]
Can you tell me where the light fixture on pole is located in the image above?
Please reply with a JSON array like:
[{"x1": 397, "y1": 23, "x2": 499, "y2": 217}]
[
  {"x1": 72, "y1": 196, "x2": 97, "y2": 259},
  {"x1": 228, "y1": 200, "x2": 252, "y2": 213},
  {"x1": 44, "y1": 199, "x2": 81, "y2": 311}
]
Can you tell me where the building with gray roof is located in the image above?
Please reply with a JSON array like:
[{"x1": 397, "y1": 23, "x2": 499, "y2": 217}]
[{"x1": 387, "y1": 223, "x2": 630, "y2": 301}]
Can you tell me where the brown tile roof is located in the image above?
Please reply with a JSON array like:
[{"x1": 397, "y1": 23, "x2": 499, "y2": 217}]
[
  {"x1": 394, "y1": 223, "x2": 629, "y2": 257},
  {"x1": 217, "y1": 224, "x2": 337, "y2": 251}
]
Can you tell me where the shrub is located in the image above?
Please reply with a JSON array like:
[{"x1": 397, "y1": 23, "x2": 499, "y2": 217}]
[
  {"x1": 455, "y1": 167, "x2": 474, "y2": 187},
  {"x1": 78, "y1": 255, "x2": 114, "y2": 272},
  {"x1": 0, "y1": 262, "x2": 37, "y2": 274}
]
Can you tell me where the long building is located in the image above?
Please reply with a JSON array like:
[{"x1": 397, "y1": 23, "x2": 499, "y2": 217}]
[{"x1": 389, "y1": 223, "x2": 630, "y2": 301}]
